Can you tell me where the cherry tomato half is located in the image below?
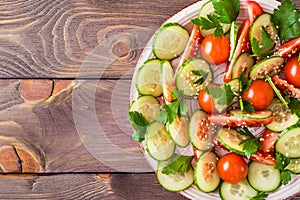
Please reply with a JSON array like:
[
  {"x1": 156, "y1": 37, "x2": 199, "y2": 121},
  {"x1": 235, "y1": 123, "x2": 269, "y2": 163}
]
[
  {"x1": 198, "y1": 85, "x2": 217, "y2": 113},
  {"x1": 284, "y1": 56, "x2": 300, "y2": 88},
  {"x1": 217, "y1": 152, "x2": 248, "y2": 184},
  {"x1": 247, "y1": 0, "x2": 264, "y2": 24},
  {"x1": 200, "y1": 34, "x2": 230, "y2": 65},
  {"x1": 242, "y1": 80, "x2": 274, "y2": 111}
]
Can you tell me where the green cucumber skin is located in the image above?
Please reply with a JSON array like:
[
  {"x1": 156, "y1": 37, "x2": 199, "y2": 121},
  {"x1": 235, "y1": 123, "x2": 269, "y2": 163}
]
[
  {"x1": 229, "y1": 109, "x2": 273, "y2": 120},
  {"x1": 175, "y1": 57, "x2": 213, "y2": 98},
  {"x1": 216, "y1": 128, "x2": 248, "y2": 156},
  {"x1": 194, "y1": 152, "x2": 220, "y2": 193},
  {"x1": 152, "y1": 22, "x2": 189, "y2": 60},
  {"x1": 249, "y1": 56, "x2": 284, "y2": 80},
  {"x1": 167, "y1": 116, "x2": 190, "y2": 148},
  {"x1": 231, "y1": 53, "x2": 254, "y2": 80},
  {"x1": 275, "y1": 124, "x2": 300, "y2": 158},
  {"x1": 136, "y1": 58, "x2": 163, "y2": 97},
  {"x1": 247, "y1": 161, "x2": 281, "y2": 192}
]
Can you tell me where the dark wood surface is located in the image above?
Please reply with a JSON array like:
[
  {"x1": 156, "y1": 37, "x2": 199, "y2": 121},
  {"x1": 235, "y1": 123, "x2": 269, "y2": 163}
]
[{"x1": 0, "y1": 0, "x2": 299, "y2": 199}]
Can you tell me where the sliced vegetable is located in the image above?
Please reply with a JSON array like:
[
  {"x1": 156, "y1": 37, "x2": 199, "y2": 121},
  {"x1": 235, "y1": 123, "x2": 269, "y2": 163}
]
[
  {"x1": 249, "y1": 56, "x2": 284, "y2": 80},
  {"x1": 194, "y1": 152, "x2": 220, "y2": 192},
  {"x1": 216, "y1": 128, "x2": 251, "y2": 155},
  {"x1": 250, "y1": 150, "x2": 276, "y2": 166},
  {"x1": 167, "y1": 116, "x2": 189, "y2": 147},
  {"x1": 231, "y1": 53, "x2": 254, "y2": 80},
  {"x1": 274, "y1": 37, "x2": 300, "y2": 58},
  {"x1": 136, "y1": 59, "x2": 162, "y2": 97},
  {"x1": 153, "y1": 22, "x2": 189, "y2": 60},
  {"x1": 176, "y1": 25, "x2": 202, "y2": 72},
  {"x1": 272, "y1": 75, "x2": 300, "y2": 100},
  {"x1": 145, "y1": 122, "x2": 175, "y2": 161},
  {"x1": 286, "y1": 158, "x2": 300, "y2": 174},
  {"x1": 161, "y1": 60, "x2": 176, "y2": 102},
  {"x1": 229, "y1": 21, "x2": 238, "y2": 61},
  {"x1": 230, "y1": 109, "x2": 273, "y2": 120},
  {"x1": 249, "y1": 13, "x2": 278, "y2": 54},
  {"x1": 129, "y1": 95, "x2": 160, "y2": 123},
  {"x1": 266, "y1": 98, "x2": 299, "y2": 132},
  {"x1": 248, "y1": 161, "x2": 281, "y2": 192},
  {"x1": 275, "y1": 125, "x2": 300, "y2": 158},
  {"x1": 247, "y1": 0, "x2": 264, "y2": 24},
  {"x1": 157, "y1": 155, "x2": 194, "y2": 192},
  {"x1": 219, "y1": 179, "x2": 258, "y2": 200},
  {"x1": 189, "y1": 110, "x2": 215, "y2": 151},
  {"x1": 260, "y1": 129, "x2": 279, "y2": 153},
  {"x1": 196, "y1": 0, "x2": 231, "y2": 37},
  {"x1": 175, "y1": 58, "x2": 213, "y2": 98},
  {"x1": 224, "y1": 19, "x2": 251, "y2": 82},
  {"x1": 209, "y1": 113, "x2": 274, "y2": 128}
]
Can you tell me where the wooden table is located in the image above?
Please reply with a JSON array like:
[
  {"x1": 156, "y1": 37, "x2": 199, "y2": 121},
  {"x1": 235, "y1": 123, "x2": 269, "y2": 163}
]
[{"x1": 0, "y1": 0, "x2": 299, "y2": 199}]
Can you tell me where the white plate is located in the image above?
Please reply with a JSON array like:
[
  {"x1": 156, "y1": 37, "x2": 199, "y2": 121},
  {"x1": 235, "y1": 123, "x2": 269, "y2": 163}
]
[{"x1": 130, "y1": 0, "x2": 300, "y2": 199}]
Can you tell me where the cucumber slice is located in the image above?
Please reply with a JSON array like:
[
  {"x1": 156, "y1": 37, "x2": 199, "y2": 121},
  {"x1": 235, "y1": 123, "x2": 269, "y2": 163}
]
[
  {"x1": 231, "y1": 53, "x2": 255, "y2": 80},
  {"x1": 220, "y1": 179, "x2": 258, "y2": 200},
  {"x1": 227, "y1": 79, "x2": 240, "y2": 94},
  {"x1": 249, "y1": 13, "x2": 278, "y2": 54},
  {"x1": 129, "y1": 95, "x2": 160, "y2": 123},
  {"x1": 248, "y1": 161, "x2": 281, "y2": 192},
  {"x1": 161, "y1": 60, "x2": 176, "y2": 102},
  {"x1": 230, "y1": 109, "x2": 273, "y2": 120},
  {"x1": 275, "y1": 125, "x2": 300, "y2": 158},
  {"x1": 285, "y1": 158, "x2": 300, "y2": 174},
  {"x1": 194, "y1": 152, "x2": 220, "y2": 193},
  {"x1": 266, "y1": 98, "x2": 299, "y2": 132},
  {"x1": 136, "y1": 59, "x2": 163, "y2": 97},
  {"x1": 188, "y1": 110, "x2": 214, "y2": 151},
  {"x1": 167, "y1": 116, "x2": 189, "y2": 147},
  {"x1": 198, "y1": 0, "x2": 231, "y2": 37},
  {"x1": 175, "y1": 58, "x2": 213, "y2": 98},
  {"x1": 153, "y1": 23, "x2": 189, "y2": 60},
  {"x1": 217, "y1": 128, "x2": 251, "y2": 156},
  {"x1": 229, "y1": 21, "x2": 238, "y2": 61},
  {"x1": 156, "y1": 155, "x2": 194, "y2": 192},
  {"x1": 145, "y1": 122, "x2": 175, "y2": 161},
  {"x1": 249, "y1": 56, "x2": 285, "y2": 80}
]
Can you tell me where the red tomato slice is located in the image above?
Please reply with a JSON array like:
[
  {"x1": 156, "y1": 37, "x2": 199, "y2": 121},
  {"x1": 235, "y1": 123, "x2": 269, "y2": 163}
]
[
  {"x1": 176, "y1": 25, "x2": 202, "y2": 73},
  {"x1": 272, "y1": 75, "x2": 300, "y2": 99},
  {"x1": 224, "y1": 19, "x2": 251, "y2": 82},
  {"x1": 274, "y1": 37, "x2": 300, "y2": 58},
  {"x1": 208, "y1": 113, "x2": 274, "y2": 127},
  {"x1": 247, "y1": 0, "x2": 264, "y2": 24},
  {"x1": 251, "y1": 150, "x2": 276, "y2": 166},
  {"x1": 260, "y1": 129, "x2": 279, "y2": 153}
]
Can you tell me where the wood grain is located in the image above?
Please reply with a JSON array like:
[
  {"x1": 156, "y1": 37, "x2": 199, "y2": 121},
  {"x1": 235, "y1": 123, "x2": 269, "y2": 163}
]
[
  {"x1": 0, "y1": 0, "x2": 198, "y2": 79},
  {"x1": 0, "y1": 79, "x2": 151, "y2": 172},
  {"x1": 0, "y1": 174, "x2": 186, "y2": 199}
]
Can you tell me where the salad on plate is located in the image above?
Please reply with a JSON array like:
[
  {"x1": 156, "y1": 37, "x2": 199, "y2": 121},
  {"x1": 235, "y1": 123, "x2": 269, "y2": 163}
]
[{"x1": 128, "y1": 0, "x2": 300, "y2": 199}]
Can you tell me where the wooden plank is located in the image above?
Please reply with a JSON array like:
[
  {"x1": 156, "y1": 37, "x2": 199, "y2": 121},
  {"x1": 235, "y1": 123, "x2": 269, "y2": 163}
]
[
  {"x1": 0, "y1": 173, "x2": 298, "y2": 199},
  {"x1": 0, "y1": 79, "x2": 152, "y2": 173},
  {"x1": 0, "y1": 174, "x2": 185, "y2": 199},
  {"x1": 0, "y1": 0, "x2": 198, "y2": 79}
]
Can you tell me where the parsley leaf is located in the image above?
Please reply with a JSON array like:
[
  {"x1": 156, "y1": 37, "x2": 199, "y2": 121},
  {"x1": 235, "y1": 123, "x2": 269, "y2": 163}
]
[
  {"x1": 205, "y1": 84, "x2": 235, "y2": 106},
  {"x1": 275, "y1": 152, "x2": 295, "y2": 185},
  {"x1": 212, "y1": 0, "x2": 240, "y2": 24},
  {"x1": 162, "y1": 155, "x2": 193, "y2": 175},
  {"x1": 271, "y1": 0, "x2": 300, "y2": 40},
  {"x1": 251, "y1": 26, "x2": 274, "y2": 56},
  {"x1": 157, "y1": 90, "x2": 188, "y2": 124},
  {"x1": 192, "y1": 69, "x2": 208, "y2": 85},
  {"x1": 238, "y1": 127, "x2": 261, "y2": 159},
  {"x1": 243, "y1": 100, "x2": 255, "y2": 113},
  {"x1": 288, "y1": 98, "x2": 300, "y2": 118},
  {"x1": 128, "y1": 111, "x2": 150, "y2": 142},
  {"x1": 191, "y1": 0, "x2": 240, "y2": 38},
  {"x1": 250, "y1": 192, "x2": 268, "y2": 200}
]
